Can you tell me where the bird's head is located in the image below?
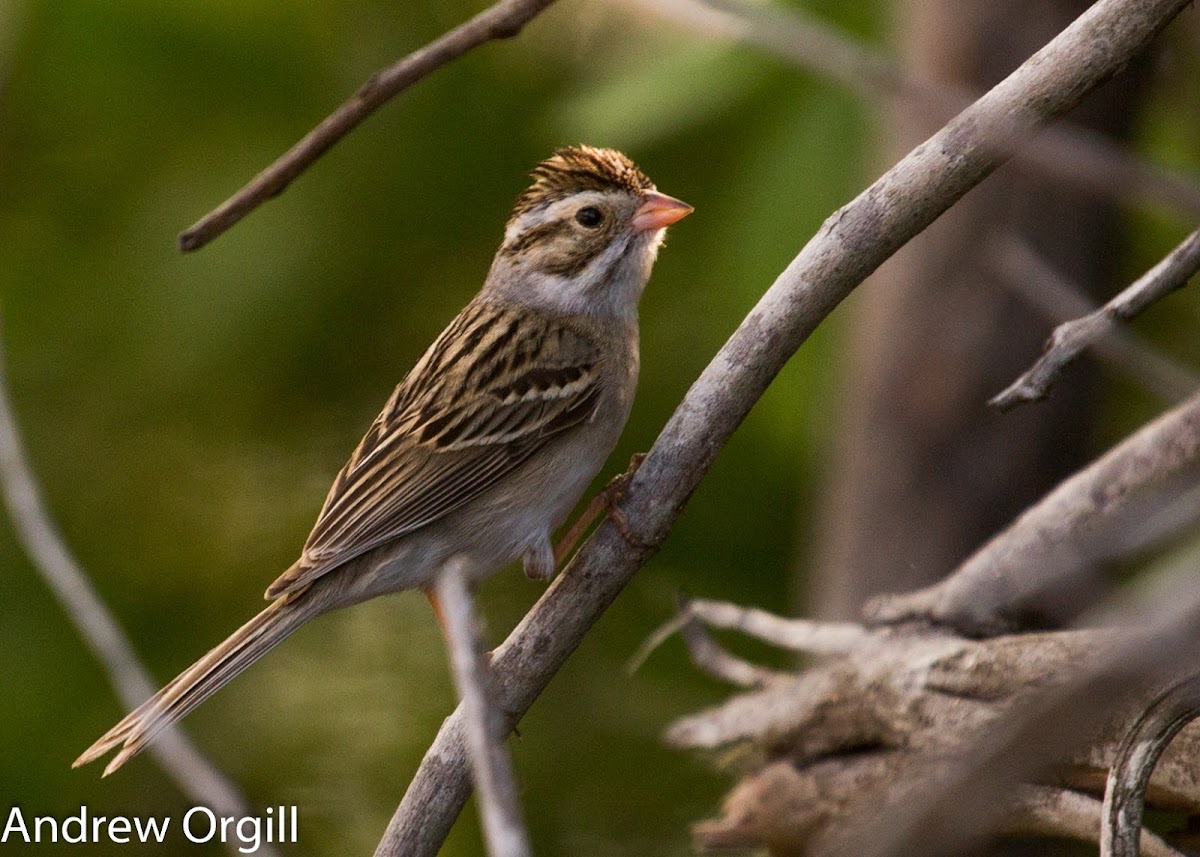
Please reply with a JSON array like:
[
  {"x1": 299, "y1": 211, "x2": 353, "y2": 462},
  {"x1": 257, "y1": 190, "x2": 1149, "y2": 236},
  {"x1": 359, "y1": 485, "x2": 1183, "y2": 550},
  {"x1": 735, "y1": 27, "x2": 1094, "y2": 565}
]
[{"x1": 486, "y1": 146, "x2": 692, "y2": 320}]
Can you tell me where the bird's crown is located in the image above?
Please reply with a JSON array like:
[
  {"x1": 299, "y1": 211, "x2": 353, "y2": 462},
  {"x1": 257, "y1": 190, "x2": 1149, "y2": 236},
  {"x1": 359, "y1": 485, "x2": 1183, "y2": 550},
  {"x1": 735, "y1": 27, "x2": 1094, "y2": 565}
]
[{"x1": 511, "y1": 146, "x2": 654, "y2": 219}]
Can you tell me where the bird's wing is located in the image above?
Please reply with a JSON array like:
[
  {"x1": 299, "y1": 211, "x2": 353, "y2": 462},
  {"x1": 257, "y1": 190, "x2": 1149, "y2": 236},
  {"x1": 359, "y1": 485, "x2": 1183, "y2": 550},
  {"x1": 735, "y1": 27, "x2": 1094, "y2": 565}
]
[{"x1": 267, "y1": 301, "x2": 602, "y2": 597}]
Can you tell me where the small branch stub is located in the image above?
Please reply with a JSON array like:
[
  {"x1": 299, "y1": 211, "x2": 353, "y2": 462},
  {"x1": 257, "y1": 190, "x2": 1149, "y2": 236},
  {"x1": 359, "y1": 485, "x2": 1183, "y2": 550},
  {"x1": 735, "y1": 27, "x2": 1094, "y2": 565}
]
[{"x1": 991, "y1": 227, "x2": 1200, "y2": 412}]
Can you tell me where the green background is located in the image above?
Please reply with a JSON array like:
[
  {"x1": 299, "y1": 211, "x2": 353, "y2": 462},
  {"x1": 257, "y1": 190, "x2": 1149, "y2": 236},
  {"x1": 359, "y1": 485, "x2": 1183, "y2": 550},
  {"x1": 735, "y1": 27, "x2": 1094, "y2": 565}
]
[{"x1": 0, "y1": 1, "x2": 1196, "y2": 854}]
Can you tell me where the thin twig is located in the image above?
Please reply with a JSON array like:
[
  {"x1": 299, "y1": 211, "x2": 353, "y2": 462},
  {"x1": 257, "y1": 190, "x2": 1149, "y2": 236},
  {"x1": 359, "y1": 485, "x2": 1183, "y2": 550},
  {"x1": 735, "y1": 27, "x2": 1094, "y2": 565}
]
[
  {"x1": 677, "y1": 619, "x2": 786, "y2": 688},
  {"x1": 629, "y1": 596, "x2": 785, "y2": 687},
  {"x1": 986, "y1": 233, "x2": 1199, "y2": 405},
  {"x1": 435, "y1": 559, "x2": 532, "y2": 857},
  {"x1": 373, "y1": 1, "x2": 1193, "y2": 854},
  {"x1": 1101, "y1": 672, "x2": 1200, "y2": 857},
  {"x1": 0, "y1": 318, "x2": 271, "y2": 855},
  {"x1": 623, "y1": 0, "x2": 1200, "y2": 220},
  {"x1": 177, "y1": 0, "x2": 560, "y2": 252},
  {"x1": 687, "y1": 599, "x2": 869, "y2": 655},
  {"x1": 991, "y1": 227, "x2": 1200, "y2": 411}
]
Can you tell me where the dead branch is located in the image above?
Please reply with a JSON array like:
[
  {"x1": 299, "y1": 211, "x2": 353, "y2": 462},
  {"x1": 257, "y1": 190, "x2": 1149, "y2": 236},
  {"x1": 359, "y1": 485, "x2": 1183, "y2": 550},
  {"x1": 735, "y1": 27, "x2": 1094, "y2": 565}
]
[
  {"x1": 625, "y1": 0, "x2": 1200, "y2": 220},
  {"x1": 435, "y1": 559, "x2": 532, "y2": 857},
  {"x1": 666, "y1": 595, "x2": 1200, "y2": 857},
  {"x1": 0, "y1": 321, "x2": 272, "y2": 855},
  {"x1": 991, "y1": 226, "x2": 1200, "y2": 411},
  {"x1": 373, "y1": 2, "x2": 1194, "y2": 854},
  {"x1": 836, "y1": 560, "x2": 1200, "y2": 857},
  {"x1": 986, "y1": 232, "x2": 1199, "y2": 405},
  {"x1": 1102, "y1": 672, "x2": 1200, "y2": 857},
  {"x1": 867, "y1": 389, "x2": 1200, "y2": 636},
  {"x1": 177, "y1": 0, "x2": 559, "y2": 252}
]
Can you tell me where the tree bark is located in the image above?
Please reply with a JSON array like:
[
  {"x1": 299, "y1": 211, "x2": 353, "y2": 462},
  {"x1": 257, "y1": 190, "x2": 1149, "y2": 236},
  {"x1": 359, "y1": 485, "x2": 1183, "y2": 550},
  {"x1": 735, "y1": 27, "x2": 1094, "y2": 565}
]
[{"x1": 808, "y1": 0, "x2": 1154, "y2": 620}]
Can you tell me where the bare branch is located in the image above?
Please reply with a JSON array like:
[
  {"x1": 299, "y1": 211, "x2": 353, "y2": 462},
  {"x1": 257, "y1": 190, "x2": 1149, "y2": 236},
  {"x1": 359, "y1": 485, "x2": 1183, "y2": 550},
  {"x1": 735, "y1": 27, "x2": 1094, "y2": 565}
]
[
  {"x1": 671, "y1": 594, "x2": 1200, "y2": 857},
  {"x1": 0, "y1": 319, "x2": 271, "y2": 854},
  {"x1": 837, "y1": 564, "x2": 1200, "y2": 857},
  {"x1": 624, "y1": 0, "x2": 1200, "y2": 220},
  {"x1": 177, "y1": 0, "x2": 559, "y2": 252},
  {"x1": 374, "y1": 2, "x2": 1193, "y2": 853},
  {"x1": 1006, "y1": 787, "x2": 1185, "y2": 857},
  {"x1": 435, "y1": 559, "x2": 532, "y2": 857},
  {"x1": 1101, "y1": 672, "x2": 1200, "y2": 857},
  {"x1": 867, "y1": 390, "x2": 1200, "y2": 636},
  {"x1": 629, "y1": 598, "x2": 865, "y2": 678},
  {"x1": 986, "y1": 233, "x2": 1199, "y2": 405},
  {"x1": 991, "y1": 227, "x2": 1200, "y2": 411},
  {"x1": 687, "y1": 599, "x2": 869, "y2": 655},
  {"x1": 678, "y1": 617, "x2": 787, "y2": 689}
]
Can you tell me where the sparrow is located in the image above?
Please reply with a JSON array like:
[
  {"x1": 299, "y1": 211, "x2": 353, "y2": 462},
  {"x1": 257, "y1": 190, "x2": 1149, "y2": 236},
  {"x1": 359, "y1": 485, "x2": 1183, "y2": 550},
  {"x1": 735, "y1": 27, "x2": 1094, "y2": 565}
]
[{"x1": 74, "y1": 146, "x2": 692, "y2": 775}]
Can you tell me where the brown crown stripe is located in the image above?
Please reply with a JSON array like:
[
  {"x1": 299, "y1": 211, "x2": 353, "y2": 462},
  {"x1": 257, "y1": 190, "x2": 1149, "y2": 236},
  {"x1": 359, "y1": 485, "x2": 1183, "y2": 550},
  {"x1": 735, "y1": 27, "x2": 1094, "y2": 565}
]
[{"x1": 511, "y1": 146, "x2": 654, "y2": 219}]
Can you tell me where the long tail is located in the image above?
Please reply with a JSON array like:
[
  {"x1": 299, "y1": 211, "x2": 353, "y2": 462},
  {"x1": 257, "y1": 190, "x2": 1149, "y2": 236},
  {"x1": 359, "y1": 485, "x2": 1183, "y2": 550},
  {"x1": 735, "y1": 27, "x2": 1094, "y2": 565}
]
[{"x1": 73, "y1": 590, "x2": 320, "y2": 777}]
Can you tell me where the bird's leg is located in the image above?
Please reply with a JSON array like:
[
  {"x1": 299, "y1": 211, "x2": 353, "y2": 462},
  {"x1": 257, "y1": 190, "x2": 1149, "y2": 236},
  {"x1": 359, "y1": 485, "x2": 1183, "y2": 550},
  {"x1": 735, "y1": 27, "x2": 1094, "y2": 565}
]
[
  {"x1": 553, "y1": 452, "x2": 647, "y2": 566},
  {"x1": 424, "y1": 588, "x2": 448, "y2": 637}
]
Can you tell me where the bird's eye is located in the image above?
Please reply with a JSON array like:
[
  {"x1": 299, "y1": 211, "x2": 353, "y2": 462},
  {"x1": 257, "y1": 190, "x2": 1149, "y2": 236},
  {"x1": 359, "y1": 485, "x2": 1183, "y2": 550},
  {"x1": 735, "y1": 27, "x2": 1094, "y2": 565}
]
[{"x1": 575, "y1": 206, "x2": 605, "y2": 228}]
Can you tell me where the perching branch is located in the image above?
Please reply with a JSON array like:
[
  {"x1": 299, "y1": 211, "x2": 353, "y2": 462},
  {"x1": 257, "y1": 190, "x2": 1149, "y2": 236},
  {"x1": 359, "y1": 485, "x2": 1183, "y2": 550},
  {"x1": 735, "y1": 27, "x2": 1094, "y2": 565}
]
[
  {"x1": 990, "y1": 227, "x2": 1200, "y2": 411},
  {"x1": 435, "y1": 559, "x2": 532, "y2": 857},
  {"x1": 1101, "y1": 672, "x2": 1200, "y2": 857},
  {"x1": 374, "y1": 1, "x2": 1194, "y2": 853},
  {"x1": 986, "y1": 232, "x2": 1199, "y2": 405},
  {"x1": 867, "y1": 389, "x2": 1200, "y2": 636},
  {"x1": 625, "y1": 0, "x2": 1200, "y2": 220},
  {"x1": 177, "y1": 0, "x2": 560, "y2": 252},
  {"x1": 0, "y1": 321, "x2": 273, "y2": 857}
]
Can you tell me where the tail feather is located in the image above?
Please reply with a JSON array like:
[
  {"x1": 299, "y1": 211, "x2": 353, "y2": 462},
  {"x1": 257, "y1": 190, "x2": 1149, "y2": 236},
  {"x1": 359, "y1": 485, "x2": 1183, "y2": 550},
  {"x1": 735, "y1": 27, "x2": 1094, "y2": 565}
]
[{"x1": 74, "y1": 592, "x2": 318, "y2": 776}]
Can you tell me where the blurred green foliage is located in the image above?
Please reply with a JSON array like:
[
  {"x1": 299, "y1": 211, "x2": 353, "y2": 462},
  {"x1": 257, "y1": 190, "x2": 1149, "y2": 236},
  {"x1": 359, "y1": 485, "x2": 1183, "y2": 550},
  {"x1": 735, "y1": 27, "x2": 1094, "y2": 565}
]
[{"x1": 1, "y1": 0, "x2": 1197, "y2": 855}]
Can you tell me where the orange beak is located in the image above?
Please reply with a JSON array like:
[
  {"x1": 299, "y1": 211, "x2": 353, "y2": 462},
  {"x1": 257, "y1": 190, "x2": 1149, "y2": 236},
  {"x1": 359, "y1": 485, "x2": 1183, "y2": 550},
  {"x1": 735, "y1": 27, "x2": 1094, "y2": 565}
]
[{"x1": 631, "y1": 191, "x2": 693, "y2": 232}]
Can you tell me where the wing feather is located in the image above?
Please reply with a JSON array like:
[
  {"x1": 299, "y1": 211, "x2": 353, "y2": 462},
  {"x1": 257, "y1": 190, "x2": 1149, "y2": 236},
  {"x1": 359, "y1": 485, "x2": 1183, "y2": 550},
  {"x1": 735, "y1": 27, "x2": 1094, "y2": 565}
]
[{"x1": 268, "y1": 301, "x2": 603, "y2": 596}]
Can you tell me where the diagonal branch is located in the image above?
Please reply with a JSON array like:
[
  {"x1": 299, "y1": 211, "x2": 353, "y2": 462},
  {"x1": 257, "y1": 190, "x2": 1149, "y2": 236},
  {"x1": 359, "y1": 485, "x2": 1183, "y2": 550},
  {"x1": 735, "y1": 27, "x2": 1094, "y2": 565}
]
[
  {"x1": 986, "y1": 232, "x2": 1199, "y2": 405},
  {"x1": 990, "y1": 227, "x2": 1200, "y2": 411},
  {"x1": 177, "y1": 0, "x2": 560, "y2": 252},
  {"x1": 373, "y1": 1, "x2": 1194, "y2": 854},
  {"x1": 624, "y1": 0, "x2": 1200, "y2": 220},
  {"x1": 0, "y1": 319, "x2": 274, "y2": 856}
]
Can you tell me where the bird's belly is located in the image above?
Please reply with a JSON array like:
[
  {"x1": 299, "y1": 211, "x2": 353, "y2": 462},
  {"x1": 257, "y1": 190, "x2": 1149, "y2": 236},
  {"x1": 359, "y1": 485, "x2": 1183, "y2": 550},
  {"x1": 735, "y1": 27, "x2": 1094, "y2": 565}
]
[{"x1": 336, "y1": 415, "x2": 624, "y2": 601}]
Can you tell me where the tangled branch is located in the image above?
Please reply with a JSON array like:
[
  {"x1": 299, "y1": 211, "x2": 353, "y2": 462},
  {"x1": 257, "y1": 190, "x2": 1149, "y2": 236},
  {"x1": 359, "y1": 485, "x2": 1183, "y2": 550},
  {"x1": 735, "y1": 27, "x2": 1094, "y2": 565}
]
[{"x1": 374, "y1": 0, "x2": 1195, "y2": 853}]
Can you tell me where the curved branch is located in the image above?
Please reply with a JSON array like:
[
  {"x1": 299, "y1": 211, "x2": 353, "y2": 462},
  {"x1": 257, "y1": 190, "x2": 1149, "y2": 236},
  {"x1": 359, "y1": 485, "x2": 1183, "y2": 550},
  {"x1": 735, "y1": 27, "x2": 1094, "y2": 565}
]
[
  {"x1": 373, "y1": 1, "x2": 1194, "y2": 853},
  {"x1": 1101, "y1": 672, "x2": 1200, "y2": 857},
  {"x1": 991, "y1": 227, "x2": 1200, "y2": 411},
  {"x1": 177, "y1": 0, "x2": 560, "y2": 252},
  {"x1": 0, "y1": 320, "x2": 271, "y2": 855}
]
